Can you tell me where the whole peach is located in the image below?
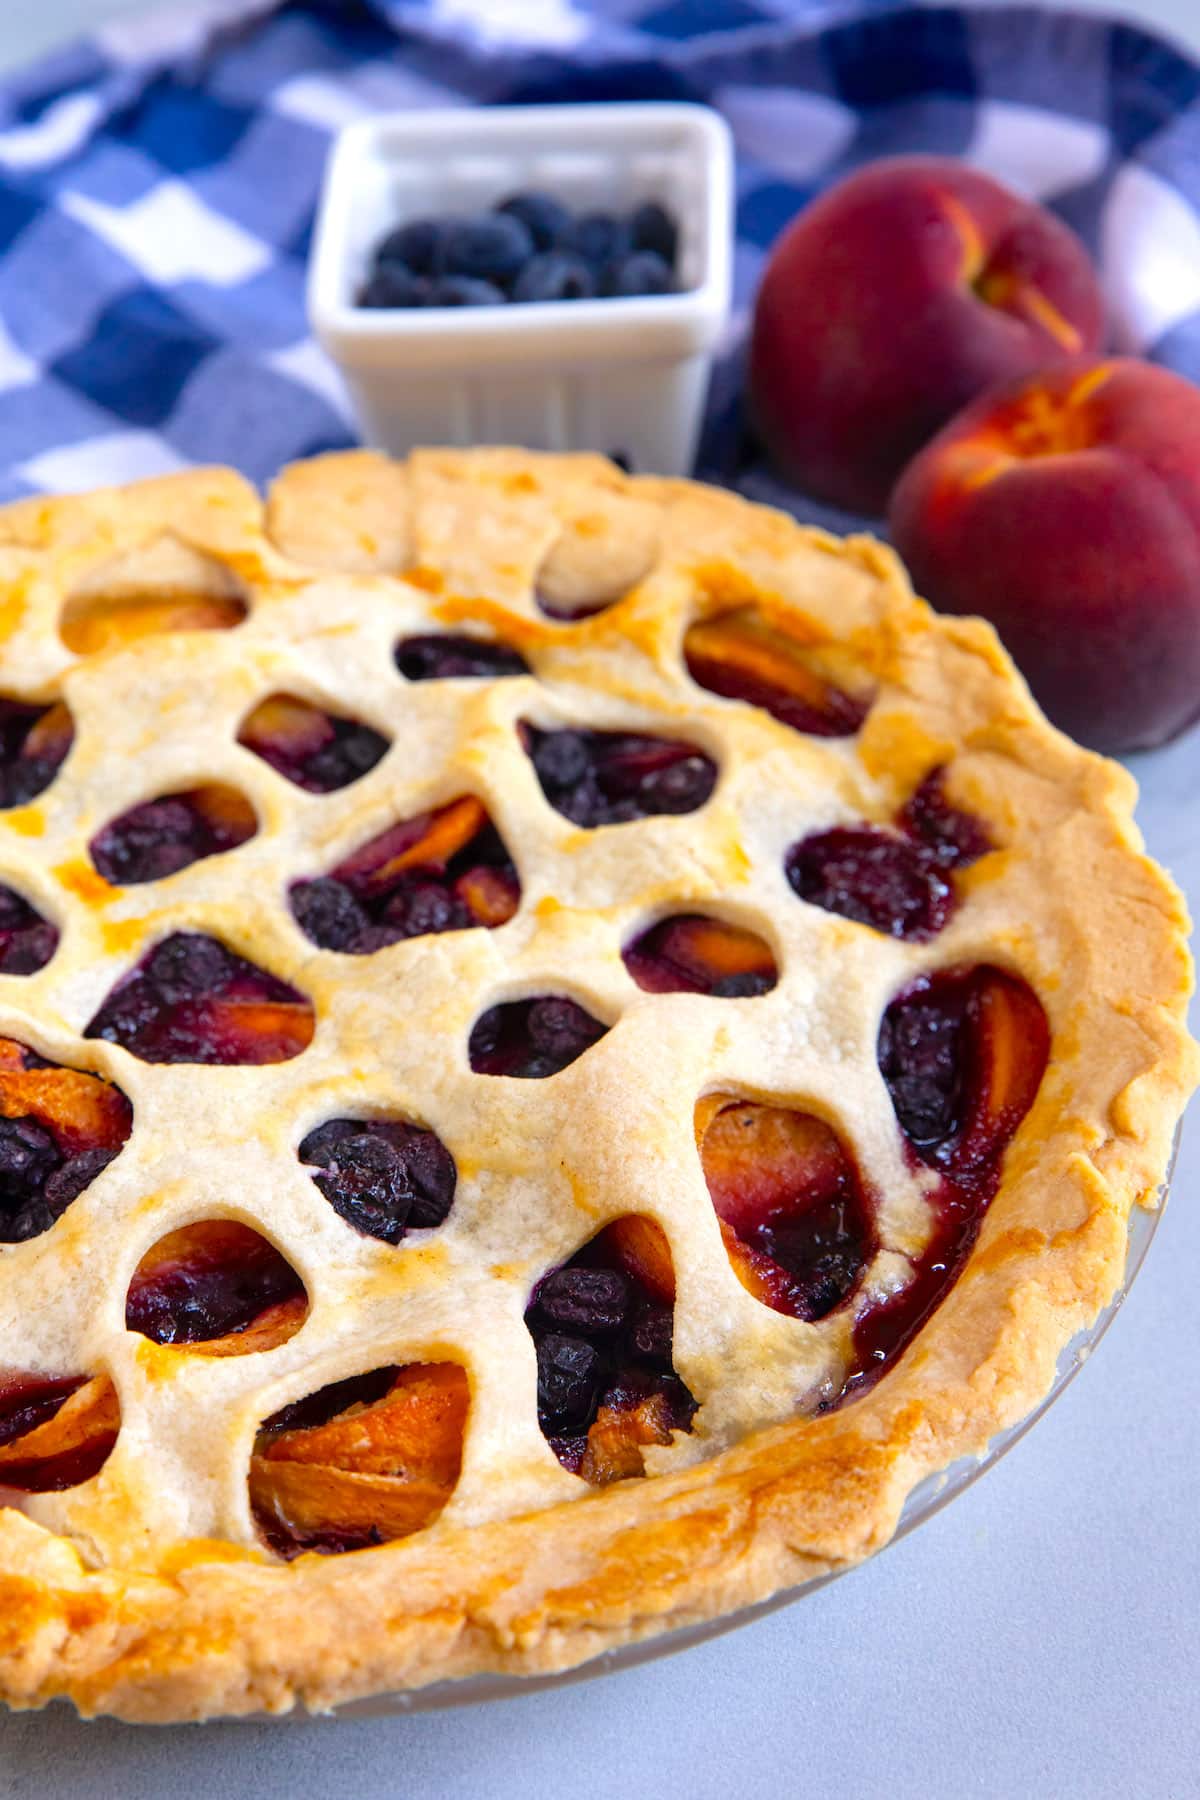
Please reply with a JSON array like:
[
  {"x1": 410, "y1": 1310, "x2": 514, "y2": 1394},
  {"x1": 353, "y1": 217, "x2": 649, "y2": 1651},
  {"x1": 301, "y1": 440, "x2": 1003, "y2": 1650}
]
[
  {"x1": 749, "y1": 156, "x2": 1105, "y2": 514},
  {"x1": 888, "y1": 357, "x2": 1200, "y2": 752}
]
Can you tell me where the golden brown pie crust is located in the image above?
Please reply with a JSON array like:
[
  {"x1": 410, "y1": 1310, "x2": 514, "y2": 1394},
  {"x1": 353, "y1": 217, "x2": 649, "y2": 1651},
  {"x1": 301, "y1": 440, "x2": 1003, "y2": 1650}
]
[{"x1": 0, "y1": 448, "x2": 1194, "y2": 1721}]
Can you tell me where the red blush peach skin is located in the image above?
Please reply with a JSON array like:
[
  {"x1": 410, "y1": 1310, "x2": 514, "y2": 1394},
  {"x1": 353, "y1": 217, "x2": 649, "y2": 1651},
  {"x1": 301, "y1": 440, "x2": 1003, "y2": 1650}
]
[{"x1": 888, "y1": 357, "x2": 1200, "y2": 753}]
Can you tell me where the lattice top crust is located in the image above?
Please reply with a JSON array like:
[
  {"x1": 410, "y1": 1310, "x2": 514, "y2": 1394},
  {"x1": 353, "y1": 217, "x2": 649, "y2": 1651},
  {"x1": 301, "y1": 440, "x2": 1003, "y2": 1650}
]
[{"x1": 0, "y1": 448, "x2": 1193, "y2": 1722}]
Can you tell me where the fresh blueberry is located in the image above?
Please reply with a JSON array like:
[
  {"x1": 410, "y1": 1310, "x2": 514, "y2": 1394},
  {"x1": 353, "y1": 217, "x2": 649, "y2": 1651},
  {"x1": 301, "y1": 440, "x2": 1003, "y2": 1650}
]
[
  {"x1": 372, "y1": 217, "x2": 446, "y2": 276},
  {"x1": 630, "y1": 200, "x2": 678, "y2": 266},
  {"x1": 439, "y1": 214, "x2": 533, "y2": 287},
  {"x1": 512, "y1": 252, "x2": 594, "y2": 303},
  {"x1": 428, "y1": 275, "x2": 506, "y2": 308},
  {"x1": 358, "y1": 266, "x2": 431, "y2": 309},
  {"x1": 601, "y1": 251, "x2": 675, "y2": 298},
  {"x1": 565, "y1": 212, "x2": 631, "y2": 269},
  {"x1": 495, "y1": 190, "x2": 571, "y2": 252}
]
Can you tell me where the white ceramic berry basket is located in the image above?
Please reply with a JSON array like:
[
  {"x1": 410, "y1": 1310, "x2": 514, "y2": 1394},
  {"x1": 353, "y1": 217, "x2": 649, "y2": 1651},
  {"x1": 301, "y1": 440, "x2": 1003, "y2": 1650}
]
[{"x1": 307, "y1": 103, "x2": 733, "y2": 476}]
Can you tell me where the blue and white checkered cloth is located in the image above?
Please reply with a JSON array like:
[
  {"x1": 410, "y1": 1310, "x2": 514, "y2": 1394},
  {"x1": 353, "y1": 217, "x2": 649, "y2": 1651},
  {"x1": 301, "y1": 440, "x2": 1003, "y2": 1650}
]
[{"x1": 0, "y1": 0, "x2": 1198, "y2": 523}]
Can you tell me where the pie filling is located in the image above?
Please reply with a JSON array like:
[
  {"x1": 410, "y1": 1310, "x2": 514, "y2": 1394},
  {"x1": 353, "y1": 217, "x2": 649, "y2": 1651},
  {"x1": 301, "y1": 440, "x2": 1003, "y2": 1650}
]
[
  {"x1": 0, "y1": 1037, "x2": 132, "y2": 1244},
  {"x1": 684, "y1": 607, "x2": 871, "y2": 737},
  {"x1": 526, "y1": 1218, "x2": 697, "y2": 1481},
  {"x1": 91, "y1": 786, "x2": 257, "y2": 886},
  {"x1": 0, "y1": 698, "x2": 73, "y2": 809},
  {"x1": 291, "y1": 795, "x2": 520, "y2": 954},
  {"x1": 298, "y1": 1116, "x2": 457, "y2": 1244},
  {"x1": 623, "y1": 914, "x2": 777, "y2": 997},
  {"x1": 0, "y1": 588, "x2": 1056, "y2": 1560},
  {"x1": 238, "y1": 694, "x2": 389, "y2": 794},
  {"x1": 0, "y1": 885, "x2": 58, "y2": 975},
  {"x1": 84, "y1": 932, "x2": 314, "y2": 1065},
  {"x1": 468, "y1": 996, "x2": 609, "y2": 1078},
  {"x1": 522, "y1": 723, "x2": 717, "y2": 826},
  {"x1": 395, "y1": 633, "x2": 529, "y2": 681}
]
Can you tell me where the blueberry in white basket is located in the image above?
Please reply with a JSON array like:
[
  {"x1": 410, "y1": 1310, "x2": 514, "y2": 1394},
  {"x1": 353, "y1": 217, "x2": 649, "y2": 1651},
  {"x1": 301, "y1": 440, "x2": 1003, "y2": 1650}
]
[
  {"x1": 601, "y1": 251, "x2": 674, "y2": 297},
  {"x1": 357, "y1": 195, "x2": 681, "y2": 308},
  {"x1": 565, "y1": 211, "x2": 631, "y2": 270},
  {"x1": 374, "y1": 217, "x2": 447, "y2": 276},
  {"x1": 358, "y1": 265, "x2": 432, "y2": 309},
  {"x1": 439, "y1": 214, "x2": 534, "y2": 288},
  {"x1": 429, "y1": 276, "x2": 507, "y2": 307},
  {"x1": 496, "y1": 190, "x2": 571, "y2": 252},
  {"x1": 513, "y1": 253, "x2": 595, "y2": 303},
  {"x1": 630, "y1": 200, "x2": 678, "y2": 266}
]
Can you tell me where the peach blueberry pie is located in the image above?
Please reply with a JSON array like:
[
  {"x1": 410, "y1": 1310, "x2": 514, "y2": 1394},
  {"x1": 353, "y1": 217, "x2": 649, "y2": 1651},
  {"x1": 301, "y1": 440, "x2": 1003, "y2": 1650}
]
[{"x1": 0, "y1": 449, "x2": 1193, "y2": 1720}]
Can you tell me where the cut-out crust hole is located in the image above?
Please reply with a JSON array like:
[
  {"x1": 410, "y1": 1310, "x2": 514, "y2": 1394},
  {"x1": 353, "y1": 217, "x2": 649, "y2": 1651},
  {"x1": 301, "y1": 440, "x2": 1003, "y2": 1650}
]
[
  {"x1": 299, "y1": 1117, "x2": 457, "y2": 1244},
  {"x1": 250, "y1": 1362, "x2": 468, "y2": 1558},
  {"x1": 684, "y1": 608, "x2": 871, "y2": 737},
  {"x1": 831, "y1": 965, "x2": 1049, "y2": 1408},
  {"x1": 90, "y1": 785, "x2": 257, "y2": 886},
  {"x1": 85, "y1": 932, "x2": 314, "y2": 1066},
  {"x1": 0, "y1": 1369, "x2": 119, "y2": 1491},
  {"x1": 785, "y1": 773, "x2": 991, "y2": 942},
  {"x1": 698, "y1": 1098, "x2": 874, "y2": 1323},
  {"x1": 291, "y1": 795, "x2": 520, "y2": 955},
  {"x1": 126, "y1": 1221, "x2": 307, "y2": 1350},
  {"x1": 395, "y1": 633, "x2": 529, "y2": 682},
  {"x1": 237, "y1": 694, "x2": 388, "y2": 794},
  {"x1": 0, "y1": 1036, "x2": 132, "y2": 1244},
  {"x1": 0, "y1": 698, "x2": 73, "y2": 810},
  {"x1": 59, "y1": 536, "x2": 247, "y2": 654},
  {"x1": 623, "y1": 915, "x2": 777, "y2": 997},
  {"x1": 522, "y1": 723, "x2": 717, "y2": 827},
  {"x1": 469, "y1": 995, "x2": 608, "y2": 1078},
  {"x1": 0, "y1": 885, "x2": 58, "y2": 975},
  {"x1": 526, "y1": 1217, "x2": 695, "y2": 1483}
]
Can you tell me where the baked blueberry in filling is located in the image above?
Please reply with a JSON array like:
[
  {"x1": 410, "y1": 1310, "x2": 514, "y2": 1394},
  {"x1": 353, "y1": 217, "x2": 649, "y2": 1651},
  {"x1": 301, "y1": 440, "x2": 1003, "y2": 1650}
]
[
  {"x1": 290, "y1": 796, "x2": 520, "y2": 955},
  {"x1": 90, "y1": 786, "x2": 256, "y2": 885},
  {"x1": 0, "y1": 885, "x2": 58, "y2": 975},
  {"x1": 526, "y1": 1218, "x2": 696, "y2": 1482},
  {"x1": 84, "y1": 932, "x2": 314, "y2": 1065},
  {"x1": 299, "y1": 1116, "x2": 457, "y2": 1243},
  {"x1": 468, "y1": 995, "x2": 608, "y2": 1078},
  {"x1": 0, "y1": 699, "x2": 73, "y2": 809},
  {"x1": 395, "y1": 633, "x2": 529, "y2": 682},
  {"x1": 0, "y1": 1037, "x2": 132, "y2": 1244},
  {"x1": 126, "y1": 1221, "x2": 306, "y2": 1347},
  {"x1": 238, "y1": 694, "x2": 388, "y2": 794},
  {"x1": 522, "y1": 723, "x2": 716, "y2": 827}
]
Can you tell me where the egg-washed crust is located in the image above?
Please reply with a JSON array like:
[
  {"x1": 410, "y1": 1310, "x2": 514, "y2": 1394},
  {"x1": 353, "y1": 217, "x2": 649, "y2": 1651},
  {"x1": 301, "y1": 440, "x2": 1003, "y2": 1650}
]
[{"x1": 0, "y1": 449, "x2": 1193, "y2": 1722}]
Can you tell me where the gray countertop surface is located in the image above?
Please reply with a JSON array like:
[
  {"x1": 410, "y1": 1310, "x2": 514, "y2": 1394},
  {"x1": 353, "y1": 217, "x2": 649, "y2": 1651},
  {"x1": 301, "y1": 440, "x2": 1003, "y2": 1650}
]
[{"x1": 1, "y1": 5, "x2": 1198, "y2": 1798}]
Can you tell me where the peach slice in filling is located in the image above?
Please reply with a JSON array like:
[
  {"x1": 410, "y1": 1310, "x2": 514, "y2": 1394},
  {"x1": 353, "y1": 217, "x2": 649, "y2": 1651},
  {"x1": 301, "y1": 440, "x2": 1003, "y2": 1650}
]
[
  {"x1": 290, "y1": 795, "x2": 520, "y2": 954},
  {"x1": 126, "y1": 1221, "x2": 307, "y2": 1350},
  {"x1": 0, "y1": 1037, "x2": 132, "y2": 1243},
  {"x1": 0, "y1": 698, "x2": 73, "y2": 810},
  {"x1": 90, "y1": 785, "x2": 257, "y2": 885},
  {"x1": 85, "y1": 933, "x2": 314, "y2": 1065},
  {"x1": 249, "y1": 1363, "x2": 469, "y2": 1557},
  {"x1": 525, "y1": 1218, "x2": 696, "y2": 1483},
  {"x1": 623, "y1": 913, "x2": 777, "y2": 998},
  {"x1": 0, "y1": 1369, "x2": 119, "y2": 1491},
  {"x1": 698, "y1": 1100, "x2": 875, "y2": 1324},
  {"x1": 684, "y1": 607, "x2": 870, "y2": 737},
  {"x1": 237, "y1": 694, "x2": 389, "y2": 795}
]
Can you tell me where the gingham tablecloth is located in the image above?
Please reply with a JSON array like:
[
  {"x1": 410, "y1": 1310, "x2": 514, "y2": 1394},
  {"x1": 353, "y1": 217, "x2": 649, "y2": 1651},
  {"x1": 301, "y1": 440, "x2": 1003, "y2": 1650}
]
[{"x1": 0, "y1": 0, "x2": 1197, "y2": 521}]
